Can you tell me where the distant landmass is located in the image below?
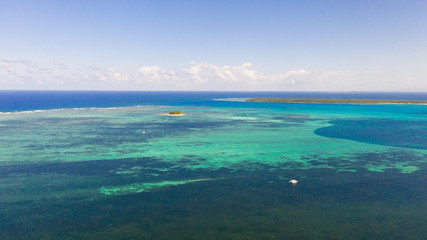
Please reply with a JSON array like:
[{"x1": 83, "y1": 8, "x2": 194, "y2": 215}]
[{"x1": 246, "y1": 98, "x2": 427, "y2": 104}]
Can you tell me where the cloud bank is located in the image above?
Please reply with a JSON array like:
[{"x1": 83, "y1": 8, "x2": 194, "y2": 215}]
[{"x1": 0, "y1": 59, "x2": 417, "y2": 91}]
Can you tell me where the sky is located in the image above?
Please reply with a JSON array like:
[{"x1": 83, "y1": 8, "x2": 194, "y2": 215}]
[{"x1": 0, "y1": 0, "x2": 426, "y2": 91}]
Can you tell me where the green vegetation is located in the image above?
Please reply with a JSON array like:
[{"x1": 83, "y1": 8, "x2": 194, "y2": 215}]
[
  {"x1": 169, "y1": 111, "x2": 183, "y2": 114},
  {"x1": 246, "y1": 98, "x2": 427, "y2": 104}
]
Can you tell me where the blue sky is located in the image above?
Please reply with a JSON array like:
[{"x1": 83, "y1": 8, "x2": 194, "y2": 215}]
[{"x1": 1, "y1": 0, "x2": 426, "y2": 91}]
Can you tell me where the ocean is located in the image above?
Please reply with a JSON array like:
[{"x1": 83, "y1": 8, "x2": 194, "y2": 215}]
[{"x1": 1, "y1": 91, "x2": 426, "y2": 239}]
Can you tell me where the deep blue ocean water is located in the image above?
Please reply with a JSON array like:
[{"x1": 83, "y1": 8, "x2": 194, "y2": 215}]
[
  {"x1": 2, "y1": 90, "x2": 427, "y2": 112},
  {"x1": 1, "y1": 91, "x2": 426, "y2": 239}
]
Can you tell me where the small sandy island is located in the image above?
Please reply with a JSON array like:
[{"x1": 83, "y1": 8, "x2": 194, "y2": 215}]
[{"x1": 157, "y1": 111, "x2": 187, "y2": 116}]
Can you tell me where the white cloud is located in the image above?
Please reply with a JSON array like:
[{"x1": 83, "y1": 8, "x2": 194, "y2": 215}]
[
  {"x1": 1, "y1": 59, "x2": 38, "y2": 68},
  {"x1": 137, "y1": 66, "x2": 162, "y2": 81},
  {"x1": 3, "y1": 59, "x2": 389, "y2": 91},
  {"x1": 106, "y1": 68, "x2": 129, "y2": 81},
  {"x1": 0, "y1": 62, "x2": 15, "y2": 72},
  {"x1": 53, "y1": 61, "x2": 67, "y2": 69},
  {"x1": 75, "y1": 67, "x2": 130, "y2": 82},
  {"x1": 180, "y1": 62, "x2": 259, "y2": 85},
  {"x1": 138, "y1": 66, "x2": 161, "y2": 74}
]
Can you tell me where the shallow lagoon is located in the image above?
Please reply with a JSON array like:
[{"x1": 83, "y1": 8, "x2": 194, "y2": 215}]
[{"x1": 1, "y1": 93, "x2": 426, "y2": 239}]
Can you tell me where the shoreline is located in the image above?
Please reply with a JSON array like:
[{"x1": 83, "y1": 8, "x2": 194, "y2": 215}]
[{"x1": 246, "y1": 98, "x2": 427, "y2": 105}]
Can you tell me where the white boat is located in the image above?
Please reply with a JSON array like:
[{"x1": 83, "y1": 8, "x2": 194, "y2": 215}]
[{"x1": 289, "y1": 179, "x2": 298, "y2": 184}]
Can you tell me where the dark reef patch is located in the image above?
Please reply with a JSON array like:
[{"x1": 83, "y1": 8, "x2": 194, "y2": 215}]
[{"x1": 0, "y1": 157, "x2": 168, "y2": 179}]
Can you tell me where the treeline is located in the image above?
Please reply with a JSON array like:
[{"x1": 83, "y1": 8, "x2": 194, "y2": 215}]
[{"x1": 246, "y1": 98, "x2": 427, "y2": 104}]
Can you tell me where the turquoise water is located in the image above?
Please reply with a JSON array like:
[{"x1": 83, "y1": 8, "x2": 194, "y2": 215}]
[{"x1": 1, "y1": 92, "x2": 426, "y2": 239}]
